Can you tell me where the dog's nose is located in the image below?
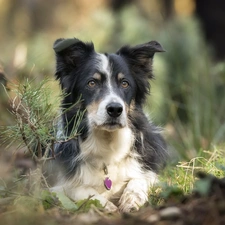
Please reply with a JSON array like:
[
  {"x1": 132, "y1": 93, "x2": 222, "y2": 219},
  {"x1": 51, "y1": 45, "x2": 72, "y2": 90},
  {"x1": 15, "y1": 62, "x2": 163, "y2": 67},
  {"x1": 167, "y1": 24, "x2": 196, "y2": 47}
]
[{"x1": 106, "y1": 103, "x2": 123, "y2": 118}]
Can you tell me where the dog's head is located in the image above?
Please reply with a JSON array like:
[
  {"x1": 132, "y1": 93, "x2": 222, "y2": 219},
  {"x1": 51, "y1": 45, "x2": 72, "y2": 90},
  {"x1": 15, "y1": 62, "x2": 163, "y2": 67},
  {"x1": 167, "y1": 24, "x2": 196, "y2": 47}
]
[{"x1": 54, "y1": 38, "x2": 164, "y2": 132}]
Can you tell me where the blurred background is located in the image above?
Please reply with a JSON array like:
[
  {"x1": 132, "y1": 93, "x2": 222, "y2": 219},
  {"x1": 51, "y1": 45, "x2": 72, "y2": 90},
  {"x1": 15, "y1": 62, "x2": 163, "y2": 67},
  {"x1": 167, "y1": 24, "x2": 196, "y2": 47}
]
[{"x1": 0, "y1": 0, "x2": 225, "y2": 161}]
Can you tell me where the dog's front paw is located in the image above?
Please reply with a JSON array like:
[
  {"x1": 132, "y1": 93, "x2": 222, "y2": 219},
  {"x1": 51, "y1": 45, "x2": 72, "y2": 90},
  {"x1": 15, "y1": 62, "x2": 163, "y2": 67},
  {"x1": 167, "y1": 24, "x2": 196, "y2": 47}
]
[{"x1": 118, "y1": 190, "x2": 147, "y2": 213}]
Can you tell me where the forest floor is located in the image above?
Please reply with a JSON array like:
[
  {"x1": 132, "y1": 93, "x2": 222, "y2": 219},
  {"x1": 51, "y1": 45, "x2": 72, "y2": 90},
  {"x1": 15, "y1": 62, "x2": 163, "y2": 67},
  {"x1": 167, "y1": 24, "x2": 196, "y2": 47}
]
[{"x1": 0, "y1": 149, "x2": 225, "y2": 225}]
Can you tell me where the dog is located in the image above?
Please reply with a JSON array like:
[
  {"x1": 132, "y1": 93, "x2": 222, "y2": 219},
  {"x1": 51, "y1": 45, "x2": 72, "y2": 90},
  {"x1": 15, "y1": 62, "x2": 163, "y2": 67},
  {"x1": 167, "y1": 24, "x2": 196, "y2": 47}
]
[{"x1": 48, "y1": 38, "x2": 167, "y2": 212}]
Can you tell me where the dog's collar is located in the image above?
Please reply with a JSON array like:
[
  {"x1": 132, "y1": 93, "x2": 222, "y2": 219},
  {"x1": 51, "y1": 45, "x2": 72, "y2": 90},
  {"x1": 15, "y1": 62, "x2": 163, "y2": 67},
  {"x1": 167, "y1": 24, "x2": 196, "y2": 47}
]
[{"x1": 103, "y1": 163, "x2": 112, "y2": 190}]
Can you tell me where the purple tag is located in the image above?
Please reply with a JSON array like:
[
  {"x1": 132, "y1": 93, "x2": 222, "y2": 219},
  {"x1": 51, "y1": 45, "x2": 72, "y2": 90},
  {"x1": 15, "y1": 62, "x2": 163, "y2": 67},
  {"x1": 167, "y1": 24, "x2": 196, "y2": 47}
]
[{"x1": 104, "y1": 177, "x2": 112, "y2": 190}]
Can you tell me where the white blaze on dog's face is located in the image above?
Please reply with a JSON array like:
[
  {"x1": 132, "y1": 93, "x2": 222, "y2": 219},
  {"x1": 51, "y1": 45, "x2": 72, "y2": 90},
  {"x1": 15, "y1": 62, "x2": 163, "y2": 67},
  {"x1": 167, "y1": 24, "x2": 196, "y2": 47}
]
[{"x1": 86, "y1": 53, "x2": 134, "y2": 131}]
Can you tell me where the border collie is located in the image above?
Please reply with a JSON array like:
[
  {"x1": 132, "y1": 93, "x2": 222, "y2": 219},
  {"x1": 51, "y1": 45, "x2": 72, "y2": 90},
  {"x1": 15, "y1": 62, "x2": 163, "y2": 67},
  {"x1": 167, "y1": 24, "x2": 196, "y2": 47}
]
[{"x1": 49, "y1": 38, "x2": 167, "y2": 212}]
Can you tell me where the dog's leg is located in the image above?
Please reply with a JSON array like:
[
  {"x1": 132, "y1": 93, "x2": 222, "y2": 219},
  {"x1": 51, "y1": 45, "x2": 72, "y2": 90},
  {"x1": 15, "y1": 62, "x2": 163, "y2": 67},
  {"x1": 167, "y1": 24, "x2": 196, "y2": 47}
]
[{"x1": 118, "y1": 172, "x2": 158, "y2": 212}]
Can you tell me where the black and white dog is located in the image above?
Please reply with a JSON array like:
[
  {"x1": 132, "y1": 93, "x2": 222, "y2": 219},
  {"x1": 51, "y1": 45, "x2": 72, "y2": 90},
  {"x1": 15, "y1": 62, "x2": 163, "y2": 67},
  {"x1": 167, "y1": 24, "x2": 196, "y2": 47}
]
[{"x1": 49, "y1": 38, "x2": 167, "y2": 212}]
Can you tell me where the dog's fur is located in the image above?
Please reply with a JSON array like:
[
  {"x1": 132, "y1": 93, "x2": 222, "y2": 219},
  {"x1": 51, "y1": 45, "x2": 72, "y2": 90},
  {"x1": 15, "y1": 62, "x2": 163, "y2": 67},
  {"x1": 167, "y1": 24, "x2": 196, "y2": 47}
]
[{"x1": 48, "y1": 38, "x2": 167, "y2": 212}]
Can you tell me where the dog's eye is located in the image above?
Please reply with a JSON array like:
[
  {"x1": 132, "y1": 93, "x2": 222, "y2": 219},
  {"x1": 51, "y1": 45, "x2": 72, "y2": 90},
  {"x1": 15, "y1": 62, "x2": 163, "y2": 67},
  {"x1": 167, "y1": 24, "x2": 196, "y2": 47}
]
[
  {"x1": 88, "y1": 80, "x2": 96, "y2": 88},
  {"x1": 121, "y1": 80, "x2": 129, "y2": 88}
]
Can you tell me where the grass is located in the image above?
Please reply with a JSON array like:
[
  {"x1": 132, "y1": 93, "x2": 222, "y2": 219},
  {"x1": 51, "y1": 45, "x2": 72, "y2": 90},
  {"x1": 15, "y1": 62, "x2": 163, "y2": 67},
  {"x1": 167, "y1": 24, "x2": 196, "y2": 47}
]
[
  {"x1": 146, "y1": 148, "x2": 225, "y2": 210},
  {"x1": 154, "y1": 147, "x2": 225, "y2": 204}
]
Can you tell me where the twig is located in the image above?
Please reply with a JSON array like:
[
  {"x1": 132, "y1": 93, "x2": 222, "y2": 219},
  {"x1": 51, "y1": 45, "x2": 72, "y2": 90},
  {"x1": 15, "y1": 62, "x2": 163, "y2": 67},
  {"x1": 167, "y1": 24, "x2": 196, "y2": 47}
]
[
  {"x1": 11, "y1": 97, "x2": 39, "y2": 163},
  {"x1": 40, "y1": 150, "x2": 63, "y2": 162},
  {"x1": 76, "y1": 195, "x2": 95, "y2": 211}
]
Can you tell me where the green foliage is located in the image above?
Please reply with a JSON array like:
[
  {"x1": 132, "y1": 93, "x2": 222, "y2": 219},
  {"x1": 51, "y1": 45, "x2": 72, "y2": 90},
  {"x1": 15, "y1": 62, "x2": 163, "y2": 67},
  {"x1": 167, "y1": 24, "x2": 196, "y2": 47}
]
[
  {"x1": 194, "y1": 177, "x2": 211, "y2": 197},
  {"x1": 76, "y1": 199, "x2": 103, "y2": 212},
  {"x1": 55, "y1": 191, "x2": 78, "y2": 212},
  {"x1": 1, "y1": 79, "x2": 60, "y2": 155},
  {"x1": 160, "y1": 184, "x2": 184, "y2": 201},
  {"x1": 50, "y1": 191, "x2": 103, "y2": 212},
  {"x1": 153, "y1": 147, "x2": 225, "y2": 206},
  {"x1": 1, "y1": 79, "x2": 84, "y2": 164},
  {"x1": 155, "y1": 17, "x2": 225, "y2": 158},
  {"x1": 0, "y1": 79, "x2": 86, "y2": 215},
  {"x1": 41, "y1": 190, "x2": 58, "y2": 210}
]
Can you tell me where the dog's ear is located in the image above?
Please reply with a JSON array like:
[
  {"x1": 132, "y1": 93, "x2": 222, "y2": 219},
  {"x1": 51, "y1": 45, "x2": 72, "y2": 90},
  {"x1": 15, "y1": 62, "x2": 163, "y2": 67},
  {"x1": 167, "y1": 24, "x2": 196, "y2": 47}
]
[
  {"x1": 117, "y1": 41, "x2": 165, "y2": 79},
  {"x1": 117, "y1": 41, "x2": 165, "y2": 104},
  {"x1": 53, "y1": 38, "x2": 94, "y2": 80}
]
